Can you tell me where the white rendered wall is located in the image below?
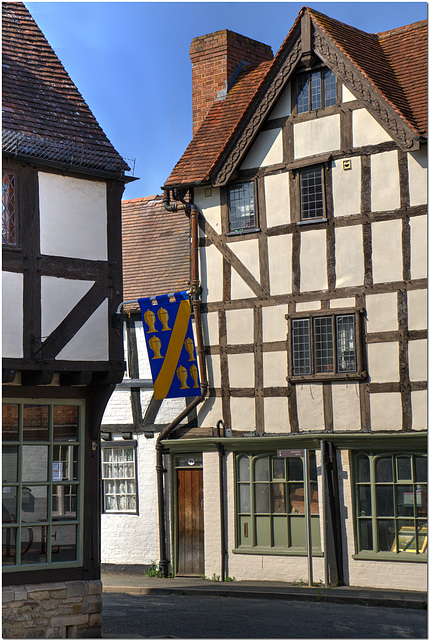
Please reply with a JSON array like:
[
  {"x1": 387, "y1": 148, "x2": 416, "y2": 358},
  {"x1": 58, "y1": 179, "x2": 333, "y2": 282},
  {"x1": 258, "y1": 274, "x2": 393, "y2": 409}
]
[
  {"x1": 240, "y1": 129, "x2": 283, "y2": 170},
  {"x1": 408, "y1": 148, "x2": 427, "y2": 206},
  {"x1": 38, "y1": 172, "x2": 107, "y2": 260},
  {"x1": 294, "y1": 115, "x2": 341, "y2": 158},
  {"x1": 41, "y1": 276, "x2": 94, "y2": 338},
  {"x1": 332, "y1": 157, "x2": 361, "y2": 216},
  {"x1": 352, "y1": 110, "x2": 392, "y2": 147},
  {"x1": 56, "y1": 298, "x2": 109, "y2": 361},
  {"x1": 2, "y1": 271, "x2": 23, "y2": 358}
]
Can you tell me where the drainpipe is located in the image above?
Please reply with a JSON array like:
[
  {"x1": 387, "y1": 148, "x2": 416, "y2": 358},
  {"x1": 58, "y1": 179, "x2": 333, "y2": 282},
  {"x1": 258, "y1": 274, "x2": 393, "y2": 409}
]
[
  {"x1": 155, "y1": 188, "x2": 208, "y2": 578},
  {"x1": 215, "y1": 420, "x2": 227, "y2": 582}
]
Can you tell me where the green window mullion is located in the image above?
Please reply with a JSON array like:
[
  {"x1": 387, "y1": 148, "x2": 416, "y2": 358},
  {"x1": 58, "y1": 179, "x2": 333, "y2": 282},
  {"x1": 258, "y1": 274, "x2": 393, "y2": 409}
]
[
  {"x1": 250, "y1": 460, "x2": 255, "y2": 548},
  {"x1": 370, "y1": 457, "x2": 379, "y2": 552}
]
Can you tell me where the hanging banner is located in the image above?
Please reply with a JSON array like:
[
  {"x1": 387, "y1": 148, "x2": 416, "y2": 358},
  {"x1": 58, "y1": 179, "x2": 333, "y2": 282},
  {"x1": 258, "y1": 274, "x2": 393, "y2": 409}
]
[{"x1": 138, "y1": 291, "x2": 201, "y2": 400}]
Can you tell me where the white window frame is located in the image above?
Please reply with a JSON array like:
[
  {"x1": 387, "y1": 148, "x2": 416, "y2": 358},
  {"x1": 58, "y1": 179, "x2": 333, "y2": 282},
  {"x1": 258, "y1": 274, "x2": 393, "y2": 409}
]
[{"x1": 101, "y1": 443, "x2": 138, "y2": 514}]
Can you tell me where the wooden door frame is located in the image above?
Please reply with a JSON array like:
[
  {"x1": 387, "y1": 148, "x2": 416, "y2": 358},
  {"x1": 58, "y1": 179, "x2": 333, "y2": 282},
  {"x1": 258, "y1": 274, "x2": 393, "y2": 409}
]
[{"x1": 172, "y1": 454, "x2": 204, "y2": 576}]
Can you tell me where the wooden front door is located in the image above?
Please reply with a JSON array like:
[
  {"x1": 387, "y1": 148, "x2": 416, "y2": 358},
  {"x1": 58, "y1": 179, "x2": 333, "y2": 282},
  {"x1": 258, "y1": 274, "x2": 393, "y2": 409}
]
[{"x1": 176, "y1": 468, "x2": 204, "y2": 576}]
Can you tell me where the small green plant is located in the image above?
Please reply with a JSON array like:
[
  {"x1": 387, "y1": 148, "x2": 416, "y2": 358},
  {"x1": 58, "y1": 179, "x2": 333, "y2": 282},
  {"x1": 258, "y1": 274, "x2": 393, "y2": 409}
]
[
  {"x1": 225, "y1": 576, "x2": 236, "y2": 582},
  {"x1": 211, "y1": 573, "x2": 221, "y2": 582},
  {"x1": 297, "y1": 578, "x2": 306, "y2": 586},
  {"x1": 144, "y1": 562, "x2": 162, "y2": 578},
  {"x1": 313, "y1": 579, "x2": 323, "y2": 587},
  {"x1": 199, "y1": 575, "x2": 207, "y2": 580}
]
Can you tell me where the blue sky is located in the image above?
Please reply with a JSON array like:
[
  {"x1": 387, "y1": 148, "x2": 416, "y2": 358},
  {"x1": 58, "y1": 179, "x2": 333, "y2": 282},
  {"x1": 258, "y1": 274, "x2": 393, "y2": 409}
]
[{"x1": 25, "y1": 2, "x2": 427, "y2": 200}]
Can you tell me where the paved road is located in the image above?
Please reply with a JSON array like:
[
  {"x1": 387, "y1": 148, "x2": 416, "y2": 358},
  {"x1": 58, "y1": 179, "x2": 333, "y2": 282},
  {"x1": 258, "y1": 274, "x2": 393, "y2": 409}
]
[{"x1": 101, "y1": 592, "x2": 427, "y2": 638}]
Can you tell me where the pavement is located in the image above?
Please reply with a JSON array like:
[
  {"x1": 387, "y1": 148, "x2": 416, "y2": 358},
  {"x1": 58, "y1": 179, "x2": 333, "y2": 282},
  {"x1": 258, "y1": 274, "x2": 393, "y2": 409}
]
[{"x1": 101, "y1": 571, "x2": 427, "y2": 610}]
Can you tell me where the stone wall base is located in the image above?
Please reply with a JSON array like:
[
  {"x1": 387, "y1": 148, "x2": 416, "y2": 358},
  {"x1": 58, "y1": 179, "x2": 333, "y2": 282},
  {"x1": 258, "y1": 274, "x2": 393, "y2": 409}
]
[{"x1": 2, "y1": 579, "x2": 102, "y2": 639}]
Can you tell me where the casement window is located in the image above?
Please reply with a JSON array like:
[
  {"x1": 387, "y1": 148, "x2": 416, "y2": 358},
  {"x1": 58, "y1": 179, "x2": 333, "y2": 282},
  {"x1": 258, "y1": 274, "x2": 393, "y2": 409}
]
[
  {"x1": 2, "y1": 401, "x2": 83, "y2": 571},
  {"x1": 300, "y1": 165, "x2": 325, "y2": 221},
  {"x1": 289, "y1": 311, "x2": 363, "y2": 380},
  {"x1": 101, "y1": 444, "x2": 137, "y2": 513},
  {"x1": 228, "y1": 182, "x2": 257, "y2": 232},
  {"x1": 235, "y1": 453, "x2": 320, "y2": 553},
  {"x1": 296, "y1": 69, "x2": 337, "y2": 113},
  {"x1": 2, "y1": 172, "x2": 17, "y2": 246},
  {"x1": 354, "y1": 453, "x2": 427, "y2": 558}
]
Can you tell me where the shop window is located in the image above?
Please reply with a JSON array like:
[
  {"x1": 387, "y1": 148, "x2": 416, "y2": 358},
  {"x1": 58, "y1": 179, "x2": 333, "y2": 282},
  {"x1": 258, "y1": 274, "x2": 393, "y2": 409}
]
[
  {"x1": 354, "y1": 453, "x2": 427, "y2": 557},
  {"x1": 228, "y1": 182, "x2": 257, "y2": 232},
  {"x1": 2, "y1": 172, "x2": 17, "y2": 246},
  {"x1": 296, "y1": 69, "x2": 337, "y2": 113},
  {"x1": 101, "y1": 444, "x2": 137, "y2": 513},
  {"x1": 2, "y1": 401, "x2": 83, "y2": 571},
  {"x1": 235, "y1": 452, "x2": 320, "y2": 553},
  {"x1": 289, "y1": 311, "x2": 362, "y2": 380}
]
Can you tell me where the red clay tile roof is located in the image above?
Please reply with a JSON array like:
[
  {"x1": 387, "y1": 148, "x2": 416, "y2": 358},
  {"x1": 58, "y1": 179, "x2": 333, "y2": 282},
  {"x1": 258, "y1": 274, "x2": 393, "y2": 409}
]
[
  {"x1": 165, "y1": 59, "x2": 273, "y2": 187},
  {"x1": 2, "y1": 2, "x2": 128, "y2": 174},
  {"x1": 122, "y1": 196, "x2": 190, "y2": 312},
  {"x1": 308, "y1": 8, "x2": 427, "y2": 137},
  {"x1": 165, "y1": 7, "x2": 427, "y2": 188}
]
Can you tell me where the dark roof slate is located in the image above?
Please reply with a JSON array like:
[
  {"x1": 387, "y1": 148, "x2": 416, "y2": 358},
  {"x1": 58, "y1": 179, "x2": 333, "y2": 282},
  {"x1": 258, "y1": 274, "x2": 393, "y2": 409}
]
[
  {"x1": 2, "y1": 1, "x2": 128, "y2": 173},
  {"x1": 165, "y1": 7, "x2": 427, "y2": 188},
  {"x1": 122, "y1": 196, "x2": 190, "y2": 312}
]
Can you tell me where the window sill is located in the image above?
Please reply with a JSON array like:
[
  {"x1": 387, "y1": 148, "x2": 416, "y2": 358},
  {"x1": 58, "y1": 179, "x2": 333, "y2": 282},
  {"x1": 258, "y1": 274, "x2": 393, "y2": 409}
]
[
  {"x1": 352, "y1": 551, "x2": 427, "y2": 563},
  {"x1": 233, "y1": 547, "x2": 323, "y2": 557},
  {"x1": 226, "y1": 228, "x2": 260, "y2": 237},
  {"x1": 296, "y1": 217, "x2": 328, "y2": 226},
  {"x1": 288, "y1": 371, "x2": 367, "y2": 383}
]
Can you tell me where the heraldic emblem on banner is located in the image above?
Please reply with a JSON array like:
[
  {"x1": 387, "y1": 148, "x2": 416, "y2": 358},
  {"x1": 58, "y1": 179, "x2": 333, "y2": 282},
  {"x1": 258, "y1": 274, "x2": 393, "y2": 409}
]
[{"x1": 138, "y1": 291, "x2": 201, "y2": 400}]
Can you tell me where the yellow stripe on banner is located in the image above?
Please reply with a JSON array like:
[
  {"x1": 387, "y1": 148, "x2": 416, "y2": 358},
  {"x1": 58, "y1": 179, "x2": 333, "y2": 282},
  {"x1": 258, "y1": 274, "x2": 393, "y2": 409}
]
[{"x1": 153, "y1": 300, "x2": 191, "y2": 400}]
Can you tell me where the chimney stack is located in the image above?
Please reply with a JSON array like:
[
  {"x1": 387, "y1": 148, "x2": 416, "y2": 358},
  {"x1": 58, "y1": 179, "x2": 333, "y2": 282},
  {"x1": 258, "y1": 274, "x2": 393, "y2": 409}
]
[{"x1": 190, "y1": 29, "x2": 273, "y2": 135}]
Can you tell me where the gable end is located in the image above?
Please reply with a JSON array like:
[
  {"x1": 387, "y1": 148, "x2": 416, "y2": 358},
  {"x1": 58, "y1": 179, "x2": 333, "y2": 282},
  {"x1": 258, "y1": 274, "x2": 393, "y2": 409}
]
[{"x1": 312, "y1": 25, "x2": 421, "y2": 152}]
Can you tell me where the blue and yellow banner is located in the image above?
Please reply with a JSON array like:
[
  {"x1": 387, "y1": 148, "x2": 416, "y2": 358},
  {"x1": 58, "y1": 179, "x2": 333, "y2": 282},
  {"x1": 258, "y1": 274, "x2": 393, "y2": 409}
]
[{"x1": 138, "y1": 291, "x2": 201, "y2": 400}]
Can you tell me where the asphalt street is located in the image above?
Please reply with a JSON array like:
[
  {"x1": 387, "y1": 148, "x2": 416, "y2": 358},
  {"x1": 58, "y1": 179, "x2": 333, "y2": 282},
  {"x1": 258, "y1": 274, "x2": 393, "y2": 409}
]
[{"x1": 101, "y1": 592, "x2": 427, "y2": 639}]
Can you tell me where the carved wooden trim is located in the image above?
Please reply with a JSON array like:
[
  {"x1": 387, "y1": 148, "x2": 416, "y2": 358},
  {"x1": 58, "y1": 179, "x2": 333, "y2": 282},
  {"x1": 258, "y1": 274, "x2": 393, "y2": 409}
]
[
  {"x1": 312, "y1": 27, "x2": 420, "y2": 151},
  {"x1": 323, "y1": 382, "x2": 333, "y2": 431},
  {"x1": 213, "y1": 37, "x2": 302, "y2": 186},
  {"x1": 397, "y1": 290, "x2": 412, "y2": 431},
  {"x1": 126, "y1": 317, "x2": 143, "y2": 426}
]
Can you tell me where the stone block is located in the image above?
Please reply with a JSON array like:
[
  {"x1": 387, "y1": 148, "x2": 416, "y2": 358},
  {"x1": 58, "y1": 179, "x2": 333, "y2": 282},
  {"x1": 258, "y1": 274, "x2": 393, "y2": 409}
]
[
  {"x1": 14, "y1": 589, "x2": 29, "y2": 601},
  {"x1": 51, "y1": 615, "x2": 89, "y2": 628},
  {"x1": 66, "y1": 582, "x2": 88, "y2": 598},
  {"x1": 89, "y1": 613, "x2": 102, "y2": 627},
  {"x1": 28, "y1": 590, "x2": 50, "y2": 601},
  {"x1": 82, "y1": 595, "x2": 102, "y2": 615},
  {"x1": 2, "y1": 591, "x2": 15, "y2": 603},
  {"x1": 42, "y1": 599, "x2": 61, "y2": 611},
  {"x1": 87, "y1": 581, "x2": 102, "y2": 596},
  {"x1": 46, "y1": 628, "x2": 65, "y2": 639}
]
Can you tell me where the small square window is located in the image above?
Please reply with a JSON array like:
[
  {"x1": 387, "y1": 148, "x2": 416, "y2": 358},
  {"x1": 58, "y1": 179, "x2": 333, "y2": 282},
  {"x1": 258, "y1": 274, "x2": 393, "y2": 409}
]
[
  {"x1": 300, "y1": 166, "x2": 325, "y2": 220},
  {"x1": 228, "y1": 182, "x2": 257, "y2": 232},
  {"x1": 2, "y1": 172, "x2": 17, "y2": 246}
]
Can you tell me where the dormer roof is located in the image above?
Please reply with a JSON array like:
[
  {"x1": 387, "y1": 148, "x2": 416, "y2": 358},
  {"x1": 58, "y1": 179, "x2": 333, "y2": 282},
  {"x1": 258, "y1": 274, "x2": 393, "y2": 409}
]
[
  {"x1": 165, "y1": 7, "x2": 427, "y2": 189},
  {"x1": 2, "y1": 1, "x2": 129, "y2": 177}
]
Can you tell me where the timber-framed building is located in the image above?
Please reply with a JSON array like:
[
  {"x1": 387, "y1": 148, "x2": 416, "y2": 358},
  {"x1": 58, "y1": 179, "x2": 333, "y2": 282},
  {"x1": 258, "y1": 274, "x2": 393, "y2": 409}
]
[
  {"x1": 157, "y1": 8, "x2": 427, "y2": 589},
  {"x1": 2, "y1": 2, "x2": 130, "y2": 637}
]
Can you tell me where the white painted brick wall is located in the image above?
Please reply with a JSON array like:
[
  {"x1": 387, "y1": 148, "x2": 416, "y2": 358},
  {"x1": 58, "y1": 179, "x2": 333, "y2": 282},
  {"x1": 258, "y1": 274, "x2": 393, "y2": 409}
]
[
  {"x1": 203, "y1": 451, "x2": 222, "y2": 578},
  {"x1": 101, "y1": 436, "x2": 158, "y2": 565}
]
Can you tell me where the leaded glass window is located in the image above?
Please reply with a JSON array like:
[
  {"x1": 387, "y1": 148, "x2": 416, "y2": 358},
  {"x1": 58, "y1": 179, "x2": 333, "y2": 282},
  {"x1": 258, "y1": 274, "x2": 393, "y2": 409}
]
[
  {"x1": 297, "y1": 69, "x2": 337, "y2": 113},
  {"x1": 291, "y1": 314, "x2": 357, "y2": 377},
  {"x1": 228, "y1": 182, "x2": 257, "y2": 232},
  {"x1": 300, "y1": 166, "x2": 324, "y2": 220},
  {"x1": 102, "y1": 445, "x2": 137, "y2": 513},
  {"x1": 2, "y1": 172, "x2": 16, "y2": 246}
]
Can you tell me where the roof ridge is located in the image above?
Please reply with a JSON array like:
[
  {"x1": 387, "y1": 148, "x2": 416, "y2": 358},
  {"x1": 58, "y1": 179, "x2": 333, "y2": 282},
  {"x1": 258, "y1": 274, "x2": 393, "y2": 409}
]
[{"x1": 376, "y1": 19, "x2": 427, "y2": 38}]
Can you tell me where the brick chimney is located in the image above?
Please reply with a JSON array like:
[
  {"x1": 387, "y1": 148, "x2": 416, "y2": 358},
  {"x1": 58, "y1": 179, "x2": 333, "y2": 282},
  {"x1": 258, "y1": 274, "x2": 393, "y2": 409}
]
[{"x1": 190, "y1": 29, "x2": 273, "y2": 135}]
